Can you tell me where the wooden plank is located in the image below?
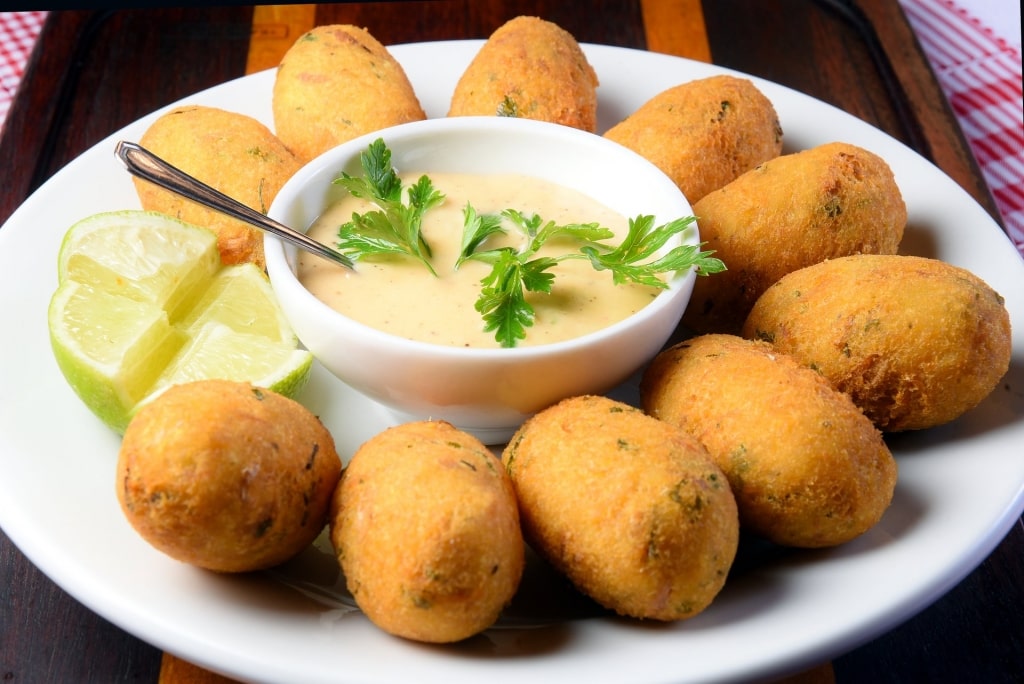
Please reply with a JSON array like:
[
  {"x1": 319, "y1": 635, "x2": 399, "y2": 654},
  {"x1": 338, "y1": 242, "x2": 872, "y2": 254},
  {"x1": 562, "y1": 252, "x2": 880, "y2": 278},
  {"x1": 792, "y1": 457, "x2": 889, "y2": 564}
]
[
  {"x1": 246, "y1": 4, "x2": 317, "y2": 74},
  {"x1": 639, "y1": 0, "x2": 711, "y2": 62},
  {"x1": 159, "y1": 653, "x2": 240, "y2": 684}
]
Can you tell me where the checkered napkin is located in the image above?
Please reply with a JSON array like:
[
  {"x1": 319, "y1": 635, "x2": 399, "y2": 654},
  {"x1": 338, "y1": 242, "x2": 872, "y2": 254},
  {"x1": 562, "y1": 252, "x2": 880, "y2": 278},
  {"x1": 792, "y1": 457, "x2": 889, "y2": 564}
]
[
  {"x1": 899, "y1": 0, "x2": 1024, "y2": 255},
  {"x1": 0, "y1": 11, "x2": 46, "y2": 135}
]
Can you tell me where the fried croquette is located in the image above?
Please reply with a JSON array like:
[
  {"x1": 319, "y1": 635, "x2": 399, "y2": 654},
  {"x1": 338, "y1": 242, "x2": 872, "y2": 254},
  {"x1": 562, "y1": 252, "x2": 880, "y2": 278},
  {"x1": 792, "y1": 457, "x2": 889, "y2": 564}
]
[
  {"x1": 603, "y1": 75, "x2": 783, "y2": 202},
  {"x1": 681, "y1": 142, "x2": 907, "y2": 334},
  {"x1": 330, "y1": 420, "x2": 524, "y2": 643},
  {"x1": 742, "y1": 254, "x2": 1012, "y2": 431},
  {"x1": 117, "y1": 380, "x2": 341, "y2": 573},
  {"x1": 272, "y1": 24, "x2": 426, "y2": 163},
  {"x1": 503, "y1": 395, "x2": 738, "y2": 621},
  {"x1": 679, "y1": 141, "x2": 905, "y2": 333},
  {"x1": 133, "y1": 105, "x2": 301, "y2": 269},
  {"x1": 641, "y1": 334, "x2": 897, "y2": 548},
  {"x1": 448, "y1": 16, "x2": 599, "y2": 132}
]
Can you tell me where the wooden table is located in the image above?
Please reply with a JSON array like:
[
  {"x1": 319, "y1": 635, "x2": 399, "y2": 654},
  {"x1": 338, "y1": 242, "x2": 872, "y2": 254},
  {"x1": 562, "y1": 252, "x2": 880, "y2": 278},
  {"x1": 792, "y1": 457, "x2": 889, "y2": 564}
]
[{"x1": 1, "y1": 3, "x2": 1021, "y2": 683}]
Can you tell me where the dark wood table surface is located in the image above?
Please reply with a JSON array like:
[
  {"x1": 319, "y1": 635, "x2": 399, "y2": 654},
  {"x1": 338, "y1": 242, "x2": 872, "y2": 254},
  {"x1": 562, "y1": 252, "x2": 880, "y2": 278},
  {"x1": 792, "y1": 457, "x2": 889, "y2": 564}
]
[{"x1": 1, "y1": 3, "x2": 1021, "y2": 683}]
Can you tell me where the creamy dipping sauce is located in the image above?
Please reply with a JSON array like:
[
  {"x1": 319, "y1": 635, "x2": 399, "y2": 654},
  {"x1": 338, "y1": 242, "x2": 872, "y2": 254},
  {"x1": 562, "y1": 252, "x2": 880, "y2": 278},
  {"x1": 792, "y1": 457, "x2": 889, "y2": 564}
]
[{"x1": 298, "y1": 172, "x2": 661, "y2": 348}]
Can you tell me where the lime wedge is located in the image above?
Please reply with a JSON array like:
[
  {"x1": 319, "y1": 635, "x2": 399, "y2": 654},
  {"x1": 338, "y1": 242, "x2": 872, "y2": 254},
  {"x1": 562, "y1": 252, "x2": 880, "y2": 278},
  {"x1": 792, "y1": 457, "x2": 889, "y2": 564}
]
[
  {"x1": 48, "y1": 210, "x2": 312, "y2": 433},
  {"x1": 48, "y1": 282, "x2": 183, "y2": 430},
  {"x1": 178, "y1": 262, "x2": 298, "y2": 344},
  {"x1": 145, "y1": 322, "x2": 313, "y2": 406},
  {"x1": 58, "y1": 210, "x2": 221, "y2": 321}
]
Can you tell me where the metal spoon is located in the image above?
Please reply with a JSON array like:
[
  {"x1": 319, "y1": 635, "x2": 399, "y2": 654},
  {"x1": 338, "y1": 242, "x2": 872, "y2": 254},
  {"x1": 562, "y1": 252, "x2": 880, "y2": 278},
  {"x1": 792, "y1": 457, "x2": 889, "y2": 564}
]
[{"x1": 114, "y1": 140, "x2": 354, "y2": 270}]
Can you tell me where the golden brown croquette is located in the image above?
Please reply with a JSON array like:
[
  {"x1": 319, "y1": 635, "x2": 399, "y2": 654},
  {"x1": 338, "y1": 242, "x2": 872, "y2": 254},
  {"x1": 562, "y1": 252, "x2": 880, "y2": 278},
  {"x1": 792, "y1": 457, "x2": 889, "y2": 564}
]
[
  {"x1": 330, "y1": 420, "x2": 524, "y2": 643},
  {"x1": 503, "y1": 394, "x2": 738, "y2": 621},
  {"x1": 603, "y1": 75, "x2": 783, "y2": 202},
  {"x1": 273, "y1": 24, "x2": 426, "y2": 163},
  {"x1": 448, "y1": 16, "x2": 599, "y2": 132},
  {"x1": 117, "y1": 380, "x2": 341, "y2": 572},
  {"x1": 641, "y1": 334, "x2": 897, "y2": 548},
  {"x1": 742, "y1": 254, "x2": 1012, "y2": 431}
]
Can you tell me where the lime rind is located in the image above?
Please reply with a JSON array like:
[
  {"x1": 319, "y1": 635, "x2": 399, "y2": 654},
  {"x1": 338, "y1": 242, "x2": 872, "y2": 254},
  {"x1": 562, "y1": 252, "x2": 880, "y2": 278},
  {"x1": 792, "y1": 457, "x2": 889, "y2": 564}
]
[
  {"x1": 264, "y1": 350, "x2": 315, "y2": 399},
  {"x1": 48, "y1": 210, "x2": 313, "y2": 434},
  {"x1": 132, "y1": 344, "x2": 314, "y2": 422}
]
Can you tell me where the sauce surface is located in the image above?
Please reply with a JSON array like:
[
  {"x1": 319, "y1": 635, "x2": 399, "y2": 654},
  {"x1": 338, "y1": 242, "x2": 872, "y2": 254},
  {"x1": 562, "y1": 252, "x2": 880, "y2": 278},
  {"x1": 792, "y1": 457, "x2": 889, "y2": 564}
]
[{"x1": 298, "y1": 172, "x2": 660, "y2": 348}]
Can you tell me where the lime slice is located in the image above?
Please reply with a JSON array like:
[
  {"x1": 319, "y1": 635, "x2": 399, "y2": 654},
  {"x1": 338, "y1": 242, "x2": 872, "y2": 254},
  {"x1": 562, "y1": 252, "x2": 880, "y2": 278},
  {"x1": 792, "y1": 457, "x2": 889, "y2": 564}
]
[{"x1": 48, "y1": 210, "x2": 313, "y2": 433}]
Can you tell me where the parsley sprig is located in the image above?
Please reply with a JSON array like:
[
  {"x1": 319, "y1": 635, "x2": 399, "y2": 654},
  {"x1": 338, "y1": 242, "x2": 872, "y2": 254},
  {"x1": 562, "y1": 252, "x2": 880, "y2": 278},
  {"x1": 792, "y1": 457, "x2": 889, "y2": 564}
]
[
  {"x1": 331, "y1": 139, "x2": 725, "y2": 348},
  {"x1": 333, "y1": 138, "x2": 445, "y2": 275},
  {"x1": 458, "y1": 209, "x2": 723, "y2": 347}
]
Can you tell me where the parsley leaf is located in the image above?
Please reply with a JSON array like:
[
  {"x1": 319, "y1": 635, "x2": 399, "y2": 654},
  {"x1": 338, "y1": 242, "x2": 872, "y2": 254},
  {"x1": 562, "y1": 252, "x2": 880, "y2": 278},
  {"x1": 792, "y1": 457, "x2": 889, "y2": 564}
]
[
  {"x1": 456, "y1": 204, "x2": 507, "y2": 269},
  {"x1": 581, "y1": 215, "x2": 724, "y2": 287},
  {"x1": 461, "y1": 208, "x2": 722, "y2": 347},
  {"x1": 502, "y1": 209, "x2": 614, "y2": 254},
  {"x1": 475, "y1": 251, "x2": 560, "y2": 348},
  {"x1": 333, "y1": 138, "x2": 444, "y2": 274}
]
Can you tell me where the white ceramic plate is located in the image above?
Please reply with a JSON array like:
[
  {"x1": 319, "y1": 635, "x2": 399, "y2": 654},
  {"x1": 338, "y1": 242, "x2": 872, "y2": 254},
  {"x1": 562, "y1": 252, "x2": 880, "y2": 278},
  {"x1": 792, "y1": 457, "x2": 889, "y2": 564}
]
[{"x1": 1, "y1": 41, "x2": 1022, "y2": 684}]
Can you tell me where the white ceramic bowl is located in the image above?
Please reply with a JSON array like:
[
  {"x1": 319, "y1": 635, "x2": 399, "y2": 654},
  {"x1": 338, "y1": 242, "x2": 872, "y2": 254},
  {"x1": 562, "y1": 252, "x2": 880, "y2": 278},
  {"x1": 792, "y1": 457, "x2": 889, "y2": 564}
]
[{"x1": 266, "y1": 117, "x2": 697, "y2": 444}]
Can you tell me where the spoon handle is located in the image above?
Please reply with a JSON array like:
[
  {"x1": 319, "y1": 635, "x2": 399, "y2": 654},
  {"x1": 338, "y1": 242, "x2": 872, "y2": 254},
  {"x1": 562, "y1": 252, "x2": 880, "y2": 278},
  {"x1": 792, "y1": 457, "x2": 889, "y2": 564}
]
[{"x1": 114, "y1": 141, "x2": 354, "y2": 270}]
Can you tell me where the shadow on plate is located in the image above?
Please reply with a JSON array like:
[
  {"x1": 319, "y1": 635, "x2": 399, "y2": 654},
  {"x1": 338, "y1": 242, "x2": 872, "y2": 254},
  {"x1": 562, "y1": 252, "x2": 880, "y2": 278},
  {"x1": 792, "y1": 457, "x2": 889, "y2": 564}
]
[
  {"x1": 263, "y1": 527, "x2": 838, "y2": 644},
  {"x1": 898, "y1": 220, "x2": 940, "y2": 259}
]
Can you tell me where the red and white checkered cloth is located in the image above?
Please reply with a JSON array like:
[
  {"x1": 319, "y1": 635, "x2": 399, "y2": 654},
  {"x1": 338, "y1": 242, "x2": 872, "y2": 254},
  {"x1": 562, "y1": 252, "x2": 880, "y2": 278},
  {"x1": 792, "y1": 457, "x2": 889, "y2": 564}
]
[
  {"x1": 899, "y1": 0, "x2": 1024, "y2": 256},
  {"x1": 0, "y1": 11, "x2": 46, "y2": 134},
  {"x1": 1, "y1": 7, "x2": 1021, "y2": 256}
]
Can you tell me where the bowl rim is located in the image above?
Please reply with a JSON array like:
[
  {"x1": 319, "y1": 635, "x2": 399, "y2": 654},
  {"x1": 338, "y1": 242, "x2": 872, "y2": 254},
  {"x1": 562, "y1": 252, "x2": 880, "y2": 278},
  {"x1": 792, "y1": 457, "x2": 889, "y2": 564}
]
[{"x1": 265, "y1": 116, "x2": 698, "y2": 359}]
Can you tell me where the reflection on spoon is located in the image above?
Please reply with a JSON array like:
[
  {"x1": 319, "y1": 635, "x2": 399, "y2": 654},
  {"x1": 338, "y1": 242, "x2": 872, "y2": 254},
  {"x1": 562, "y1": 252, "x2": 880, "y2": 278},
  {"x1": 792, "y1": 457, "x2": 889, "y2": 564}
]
[{"x1": 113, "y1": 140, "x2": 355, "y2": 270}]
